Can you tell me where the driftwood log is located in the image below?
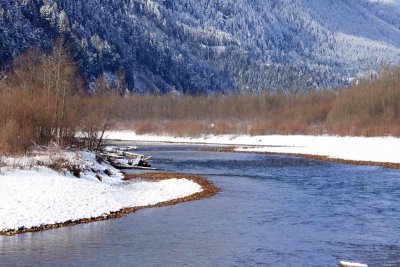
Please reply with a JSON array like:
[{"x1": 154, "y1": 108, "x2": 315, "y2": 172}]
[{"x1": 98, "y1": 146, "x2": 156, "y2": 170}]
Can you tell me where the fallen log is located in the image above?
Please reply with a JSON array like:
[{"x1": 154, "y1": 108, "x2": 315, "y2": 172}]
[{"x1": 98, "y1": 146, "x2": 156, "y2": 170}]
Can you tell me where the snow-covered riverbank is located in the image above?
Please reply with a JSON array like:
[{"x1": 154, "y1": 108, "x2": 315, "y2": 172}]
[
  {"x1": 0, "y1": 151, "x2": 202, "y2": 234},
  {"x1": 106, "y1": 131, "x2": 400, "y2": 164}
]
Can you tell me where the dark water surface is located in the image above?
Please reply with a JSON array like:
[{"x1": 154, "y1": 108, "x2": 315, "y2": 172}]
[{"x1": 1, "y1": 143, "x2": 400, "y2": 267}]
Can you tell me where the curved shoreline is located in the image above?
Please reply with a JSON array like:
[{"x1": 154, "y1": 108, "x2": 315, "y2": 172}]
[
  {"x1": 0, "y1": 173, "x2": 220, "y2": 237},
  {"x1": 210, "y1": 147, "x2": 400, "y2": 169}
]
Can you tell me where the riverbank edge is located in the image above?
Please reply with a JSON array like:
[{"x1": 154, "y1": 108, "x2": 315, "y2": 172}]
[
  {"x1": 0, "y1": 173, "x2": 220, "y2": 236},
  {"x1": 209, "y1": 147, "x2": 400, "y2": 169},
  {"x1": 105, "y1": 131, "x2": 400, "y2": 167}
]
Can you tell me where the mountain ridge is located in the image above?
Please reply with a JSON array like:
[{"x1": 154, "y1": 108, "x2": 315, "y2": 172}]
[{"x1": 1, "y1": 0, "x2": 400, "y2": 94}]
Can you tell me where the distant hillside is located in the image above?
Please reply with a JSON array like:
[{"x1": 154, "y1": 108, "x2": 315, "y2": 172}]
[{"x1": 1, "y1": 0, "x2": 400, "y2": 94}]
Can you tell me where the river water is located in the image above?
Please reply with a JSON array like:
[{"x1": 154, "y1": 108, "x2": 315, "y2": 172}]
[{"x1": 1, "y1": 143, "x2": 400, "y2": 266}]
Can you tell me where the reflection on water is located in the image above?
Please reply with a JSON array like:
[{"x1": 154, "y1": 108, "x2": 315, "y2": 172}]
[{"x1": 1, "y1": 144, "x2": 400, "y2": 266}]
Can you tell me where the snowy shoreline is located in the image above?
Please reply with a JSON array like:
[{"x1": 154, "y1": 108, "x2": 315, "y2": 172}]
[
  {"x1": 0, "y1": 151, "x2": 211, "y2": 236},
  {"x1": 106, "y1": 131, "x2": 400, "y2": 166}
]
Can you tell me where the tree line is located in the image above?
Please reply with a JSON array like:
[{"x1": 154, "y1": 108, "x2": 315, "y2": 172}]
[
  {"x1": 2, "y1": 39, "x2": 399, "y2": 155},
  {"x1": 113, "y1": 66, "x2": 400, "y2": 137}
]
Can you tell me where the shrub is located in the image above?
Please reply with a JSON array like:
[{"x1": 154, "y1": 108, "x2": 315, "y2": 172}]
[{"x1": 0, "y1": 39, "x2": 119, "y2": 155}]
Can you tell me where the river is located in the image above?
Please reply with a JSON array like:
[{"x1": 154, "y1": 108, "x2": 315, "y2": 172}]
[{"x1": 1, "y1": 143, "x2": 400, "y2": 266}]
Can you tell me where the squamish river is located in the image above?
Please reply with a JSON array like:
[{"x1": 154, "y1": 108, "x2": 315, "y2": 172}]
[{"x1": 1, "y1": 143, "x2": 400, "y2": 267}]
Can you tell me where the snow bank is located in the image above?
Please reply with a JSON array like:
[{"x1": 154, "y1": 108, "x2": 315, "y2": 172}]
[
  {"x1": 0, "y1": 151, "x2": 202, "y2": 232},
  {"x1": 106, "y1": 131, "x2": 400, "y2": 164}
]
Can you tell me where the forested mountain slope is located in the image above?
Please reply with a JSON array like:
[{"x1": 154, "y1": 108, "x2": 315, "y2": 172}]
[{"x1": 1, "y1": 0, "x2": 400, "y2": 93}]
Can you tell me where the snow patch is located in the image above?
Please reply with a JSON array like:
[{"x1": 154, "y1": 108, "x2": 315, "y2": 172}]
[
  {"x1": 0, "y1": 151, "x2": 202, "y2": 232},
  {"x1": 106, "y1": 131, "x2": 400, "y2": 164}
]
